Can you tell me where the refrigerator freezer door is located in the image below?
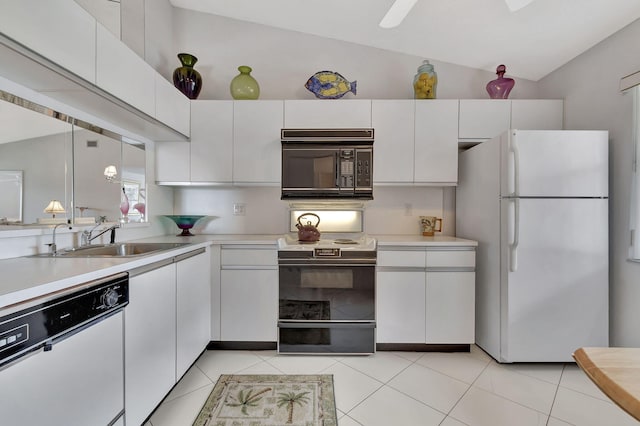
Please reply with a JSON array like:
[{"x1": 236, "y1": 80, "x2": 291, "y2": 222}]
[
  {"x1": 502, "y1": 130, "x2": 609, "y2": 198},
  {"x1": 500, "y1": 198, "x2": 609, "y2": 362}
]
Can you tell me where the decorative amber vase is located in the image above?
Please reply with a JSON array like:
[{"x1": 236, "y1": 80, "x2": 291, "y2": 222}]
[
  {"x1": 172, "y1": 53, "x2": 202, "y2": 99},
  {"x1": 413, "y1": 60, "x2": 437, "y2": 99},
  {"x1": 230, "y1": 65, "x2": 260, "y2": 100}
]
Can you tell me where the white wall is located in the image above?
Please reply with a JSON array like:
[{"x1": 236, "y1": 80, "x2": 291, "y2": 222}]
[
  {"x1": 538, "y1": 19, "x2": 640, "y2": 347},
  {"x1": 164, "y1": 9, "x2": 536, "y2": 237},
  {"x1": 170, "y1": 8, "x2": 540, "y2": 101}
]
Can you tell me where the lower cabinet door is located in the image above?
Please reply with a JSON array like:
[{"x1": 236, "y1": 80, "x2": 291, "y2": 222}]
[
  {"x1": 376, "y1": 271, "x2": 426, "y2": 343},
  {"x1": 125, "y1": 264, "x2": 177, "y2": 426},
  {"x1": 176, "y1": 251, "x2": 211, "y2": 378},
  {"x1": 425, "y1": 271, "x2": 475, "y2": 344},
  {"x1": 221, "y1": 269, "x2": 278, "y2": 341}
]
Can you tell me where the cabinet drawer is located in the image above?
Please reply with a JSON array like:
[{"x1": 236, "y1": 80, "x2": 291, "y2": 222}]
[
  {"x1": 426, "y1": 250, "x2": 475, "y2": 268},
  {"x1": 377, "y1": 250, "x2": 426, "y2": 267},
  {"x1": 221, "y1": 248, "x2": 277, "y2": 266}
]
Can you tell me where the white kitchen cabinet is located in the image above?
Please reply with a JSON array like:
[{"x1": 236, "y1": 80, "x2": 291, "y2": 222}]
[
  {"x1": 221, "y1": 269, "x2": 278, "y2": 341},
  {"x1": 155, "y1": 73, "x2": 191, "y2": 137},
  {"x1": 220, "y1": 246, "x2": 278, "y2": 342},
  {"x1": 414, "y1": 100, "x2": 459, "y2": 184},
  {"x1": 176, "y1": 250, "x2": 211, "y2": 378},
  {"x1": 233, "y1": 101, "x2": 283, "y2": 184},
  {"x1": 377, "y1": 271, "x2": 426, "y2": 343},
  {"x1": 0, "y1": 0, "x2": 97, "y2": 84},
  {"x1": 284, "y1": 100, "x2": 372, "y2": 128},
  {"x1": 425, "y1": 271, "x2": 475, "y2": 343},
  {"x1": 371, "y1": 100, "x2": 415, "y2": 183},
  {"x1": 210, "y1": 245, "x2": 222, "y2": 341},
  {"x1": 125, "y1": 262, "x2": 177, "y2": 426},
  {"x1": 458, "y1": 99, "x2": 511, "y2": 140},
  {"x1": 190, "y1": 100, "x2": 234, "y2": 183},
  {"x1": 96, "y1": 24, "x2": 156, "y2": 118},
  {"x1": 511, "y1": 99, "x2": 563, "y2": 130},
  {"x1": 376, "y1": 246, "x2": 476, "y2": 345},
  {"x1": 155, "y1": 141, "x2": 190, "y2": 182}
]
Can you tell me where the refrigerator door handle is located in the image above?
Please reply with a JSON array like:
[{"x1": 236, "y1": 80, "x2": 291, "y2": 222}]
[
  {"x1": 510, "y1": 198, "x2": 520, "y2": 272},
  {"x1": 509, "y1": 135, "x2": 520, "y2": 196}
]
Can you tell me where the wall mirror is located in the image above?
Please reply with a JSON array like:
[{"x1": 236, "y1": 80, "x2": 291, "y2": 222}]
[
  {"x1": 0, "y1": 93, "x2": 73, "y2": 225},
  {"x1": 73, "y1": 128, "x2": 146, "y2": 224},
  {"x1": 0, "y1": 90, "x2": 147, "y2": 227}
]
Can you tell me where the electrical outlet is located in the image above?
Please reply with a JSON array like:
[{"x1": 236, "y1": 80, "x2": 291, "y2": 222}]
[
  {"x1": 233, "y1": 203, "x2": 246, "y2": 216},
  {"x1": 404, "y1": 203, "x2": 413, "y2": 216}
]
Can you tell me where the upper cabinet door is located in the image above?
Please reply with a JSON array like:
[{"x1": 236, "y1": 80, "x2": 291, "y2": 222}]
[
  {"x1": 371, "y1": 100, "x2": 415, "y2": 184},
  {"x1": 284, "y1": 100, "x2": 372, "y2": 128},
  {"x1": 459, "y1": 99, "x2": 511, "y2": 140},
  {"x1": 96, "y1": 24, "x2": 155, "y2": 117},
  {"x1": 155, "y1": 142, "x2": 190, "y2": 183},
  {"x1": 414, "y1": 100, "x2": 459, "y2": 184},
  {"x1": 0, "y1": 0, "x2": 97, "y2": 84},
  {"x1": 233, "y1": 101, "x2": 284, "y2": 184},
  {"x1": 155, "y1": 74, "x2": 191, "y2": 137},
  {"x1": 190, "y1": 101, "x2": 233, "y2": 183},
  {"x1": 511, "y1": 100, "x2": 563, "y2": 130}
]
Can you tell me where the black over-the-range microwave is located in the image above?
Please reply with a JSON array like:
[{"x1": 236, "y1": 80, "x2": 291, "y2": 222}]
[{"x1": 281, "y1": 128, "x2": 374, "y2": 200}]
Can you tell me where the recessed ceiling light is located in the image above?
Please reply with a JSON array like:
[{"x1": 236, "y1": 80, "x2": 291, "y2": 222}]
[{"x1": 379, "y1": 0, "x2": 418, "y2": 29}]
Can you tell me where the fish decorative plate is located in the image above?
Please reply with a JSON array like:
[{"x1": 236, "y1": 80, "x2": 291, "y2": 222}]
[{"x1": 305, "y1": 70, "x2": 357, "y2": 99}]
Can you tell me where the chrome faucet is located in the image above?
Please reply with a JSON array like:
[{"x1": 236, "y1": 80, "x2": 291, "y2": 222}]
[
  {"x1": 81, "y1": 221, "x2": 119, "y2": 246},
  {"x1": 47, "y1": 220, "x2": 72, "y2": 255}
]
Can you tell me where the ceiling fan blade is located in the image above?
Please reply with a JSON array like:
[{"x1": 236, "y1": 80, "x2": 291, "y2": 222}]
[
  {"x1": 504, "y1": 0, "x2": 535, "y2": 12},
  {"x1": 379, "y1": 0, "x2": 419, "y2": 28}
]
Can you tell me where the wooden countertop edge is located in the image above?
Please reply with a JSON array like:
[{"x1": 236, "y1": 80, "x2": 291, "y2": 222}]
[{"x1": 573, "y1": 347, "x2": 640, "y2": 421}]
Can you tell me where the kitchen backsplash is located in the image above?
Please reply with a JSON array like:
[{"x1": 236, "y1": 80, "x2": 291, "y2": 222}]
[{"x1": 173, "y1": 186, "x2": 455, "y2": 236}]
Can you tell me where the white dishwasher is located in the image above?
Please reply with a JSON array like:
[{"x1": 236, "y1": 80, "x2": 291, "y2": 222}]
[{"x1": 0, "y1": 273, "x2": 128, "y2": 426}]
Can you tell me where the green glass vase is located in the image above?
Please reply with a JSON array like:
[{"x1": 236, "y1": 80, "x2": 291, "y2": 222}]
[{"x1": 230, "y1": 65, "x2": 260, "y2": 100}]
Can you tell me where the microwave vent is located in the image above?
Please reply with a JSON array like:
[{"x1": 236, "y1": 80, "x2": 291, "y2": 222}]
[{"x1": 281, "y1": 128, "x2": 374, "y2": 141}]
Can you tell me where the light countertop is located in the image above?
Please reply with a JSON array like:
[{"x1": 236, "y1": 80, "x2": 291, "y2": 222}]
[
  {"x1": 0, "y1": 233, "x2": 476, "y2": 309},
  {"x1": 373, "y1": 235, "x2": 478, "y2": 247}
]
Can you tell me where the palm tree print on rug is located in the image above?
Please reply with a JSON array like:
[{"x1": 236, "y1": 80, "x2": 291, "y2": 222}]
[{"x1": 192, "y1": 374, "x2": 337, "y2": 426}]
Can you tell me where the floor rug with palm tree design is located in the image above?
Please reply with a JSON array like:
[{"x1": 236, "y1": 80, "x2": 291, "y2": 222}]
[{"x1": 192, "y1": 374, "x2": 337, "y2": 426}]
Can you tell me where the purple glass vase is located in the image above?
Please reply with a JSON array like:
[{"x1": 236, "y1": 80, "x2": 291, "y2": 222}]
[
  {"x1": 173, "y1": 53, "x2": 203, "y2": 100},
  {"x1": 486, "y1": 64, "x2": 515, "y2": 99}
]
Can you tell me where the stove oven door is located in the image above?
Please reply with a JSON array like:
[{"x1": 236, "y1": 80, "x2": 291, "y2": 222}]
[{"x1": 278, "y1": 262, "x2": 375, "y2": 354}]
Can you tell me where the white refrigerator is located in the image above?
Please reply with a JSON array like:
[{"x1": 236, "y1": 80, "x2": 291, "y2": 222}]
[{"x1": 456, "y1": 130, "x2": 609, "y2": 363}]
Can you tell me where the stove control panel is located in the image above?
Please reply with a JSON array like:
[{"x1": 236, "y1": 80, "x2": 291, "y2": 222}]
[{"x1": 314, "y1": 248, "x2": 341, "y2": 257}]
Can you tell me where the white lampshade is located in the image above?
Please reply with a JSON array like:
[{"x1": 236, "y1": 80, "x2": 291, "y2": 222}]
[
  {"x1": 104, "y1": 165, "x2": 118, "y2": 181},
  {"x1": 44, "y1": 200, "x2": 66, "y2": 218}
]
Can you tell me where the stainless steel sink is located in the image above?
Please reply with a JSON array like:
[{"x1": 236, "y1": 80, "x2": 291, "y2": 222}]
[{"x1": 33, "y1": 242, "x2": 191, "y2": 258}]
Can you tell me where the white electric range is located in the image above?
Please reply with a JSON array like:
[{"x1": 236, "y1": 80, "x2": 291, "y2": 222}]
[{"x1": 277, "y1": 233, "x2": 377, "y2": 355}]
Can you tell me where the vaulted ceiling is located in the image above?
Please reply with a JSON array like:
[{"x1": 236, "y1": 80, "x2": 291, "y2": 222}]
[{"x1": 169, "y1": 0, "x2": 640, "y2": 81}]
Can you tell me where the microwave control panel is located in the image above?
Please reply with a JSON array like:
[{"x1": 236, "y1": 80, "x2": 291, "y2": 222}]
[
  {"x1": 339, "y1": 148, "x2": 372, "y2": 191},
  {"x1": 355, "y1": 149, "x2": 372, "y2": 189}
]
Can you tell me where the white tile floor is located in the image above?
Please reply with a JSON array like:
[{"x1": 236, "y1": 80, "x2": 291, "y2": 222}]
[{"x1": 145, "y1": 346, "x2": 638, "y2": 426}]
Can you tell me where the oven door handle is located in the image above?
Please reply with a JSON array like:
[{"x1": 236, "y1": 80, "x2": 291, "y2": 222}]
[
  {"x1": 278, "y1": 321, "x2": 375, "y2": 329},
  {"x1": 278, "y1": 262, "x2": 376, "y2": 267}
]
